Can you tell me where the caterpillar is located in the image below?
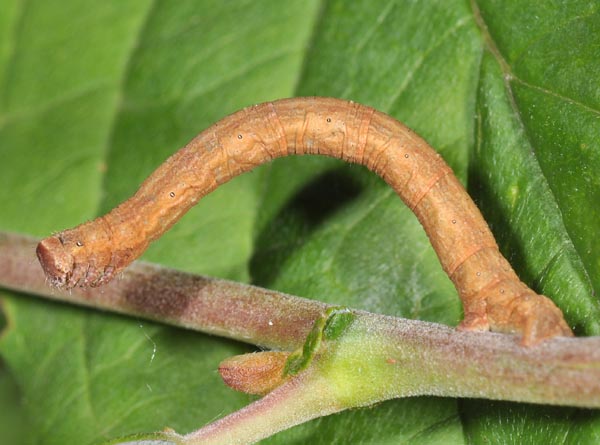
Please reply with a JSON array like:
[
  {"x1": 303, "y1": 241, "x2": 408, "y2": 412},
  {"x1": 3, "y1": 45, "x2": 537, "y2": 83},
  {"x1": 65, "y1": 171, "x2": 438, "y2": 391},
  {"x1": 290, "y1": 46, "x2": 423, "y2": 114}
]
[{"x1": 36, "y1": 97, "x2": 573, "y2": 345}]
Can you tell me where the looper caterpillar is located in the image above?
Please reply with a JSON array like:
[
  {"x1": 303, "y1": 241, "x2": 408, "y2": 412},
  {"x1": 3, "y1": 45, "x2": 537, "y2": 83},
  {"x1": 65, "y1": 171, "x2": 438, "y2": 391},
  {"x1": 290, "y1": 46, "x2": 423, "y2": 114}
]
[{"x1": 36, "y1": 97, "x2": 573, "y2": 345}]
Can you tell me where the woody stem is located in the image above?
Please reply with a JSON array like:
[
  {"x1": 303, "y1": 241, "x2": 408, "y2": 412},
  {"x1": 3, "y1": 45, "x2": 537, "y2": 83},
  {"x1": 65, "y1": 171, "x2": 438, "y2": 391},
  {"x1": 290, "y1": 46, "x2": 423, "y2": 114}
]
[
  {"x1": 0, "y1": 232, "x2": 325, "y2": 350},
  {"x1": 2, "y1": 231, "x2": 600, "y2": 414}
]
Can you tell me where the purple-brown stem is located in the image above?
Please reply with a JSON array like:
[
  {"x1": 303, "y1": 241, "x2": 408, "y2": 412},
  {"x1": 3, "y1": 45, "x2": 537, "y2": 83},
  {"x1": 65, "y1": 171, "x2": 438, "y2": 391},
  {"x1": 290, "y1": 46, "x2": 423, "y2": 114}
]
[
  {"x1": 2, "y1": 230, "x2": 600, "y2": 444},
  {"x1": 1, "y1": 232, "x2": 325, "y2": 350},
  {"x1": 2, "y1": 231, "x2": 600, "y2": 404}
]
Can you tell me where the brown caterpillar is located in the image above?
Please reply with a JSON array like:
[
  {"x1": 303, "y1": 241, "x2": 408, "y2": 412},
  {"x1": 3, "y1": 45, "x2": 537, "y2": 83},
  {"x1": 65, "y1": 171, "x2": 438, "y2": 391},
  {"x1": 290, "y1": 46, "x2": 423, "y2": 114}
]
[{"x1": 36, "y1": 97, "x2": 573, "y2": 345}]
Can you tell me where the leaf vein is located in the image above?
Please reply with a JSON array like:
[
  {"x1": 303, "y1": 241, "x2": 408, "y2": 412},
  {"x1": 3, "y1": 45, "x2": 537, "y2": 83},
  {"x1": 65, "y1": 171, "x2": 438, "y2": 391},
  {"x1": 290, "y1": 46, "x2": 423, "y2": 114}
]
[
  {"x1": 471, "y1": 0, "x2": 596, "y2": 300},
  {"x1": 384, "y1": 14, "x2": 472, "y2": 111},
  {"x1": 511, "y1": 6, "x2": 599, "y2": 66}
]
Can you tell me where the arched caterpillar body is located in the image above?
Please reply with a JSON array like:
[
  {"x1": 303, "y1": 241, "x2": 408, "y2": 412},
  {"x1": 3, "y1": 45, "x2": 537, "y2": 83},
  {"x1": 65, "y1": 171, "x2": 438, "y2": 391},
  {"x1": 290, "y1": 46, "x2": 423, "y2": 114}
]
[{"x1": 36, "y1": 97, "x2": 572, "y2": 344}]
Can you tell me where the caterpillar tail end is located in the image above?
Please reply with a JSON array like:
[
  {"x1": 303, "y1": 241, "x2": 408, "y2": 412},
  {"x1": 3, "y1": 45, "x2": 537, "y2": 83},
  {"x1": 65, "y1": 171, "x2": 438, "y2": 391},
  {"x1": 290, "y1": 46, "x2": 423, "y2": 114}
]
[
  {"x1": 512, "y1": 295, "x2": 574, "y2": 346},
  {"x1": 459, "y1": 293, "x2": 574, "y2": 346}
]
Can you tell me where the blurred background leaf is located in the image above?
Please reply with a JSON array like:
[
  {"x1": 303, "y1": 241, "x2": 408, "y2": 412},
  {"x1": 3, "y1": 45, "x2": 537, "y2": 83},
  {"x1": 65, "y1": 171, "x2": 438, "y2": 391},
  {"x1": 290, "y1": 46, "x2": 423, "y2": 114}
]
[{"x1": 0, "y1": 0, "x2": 598, "y2": 443}]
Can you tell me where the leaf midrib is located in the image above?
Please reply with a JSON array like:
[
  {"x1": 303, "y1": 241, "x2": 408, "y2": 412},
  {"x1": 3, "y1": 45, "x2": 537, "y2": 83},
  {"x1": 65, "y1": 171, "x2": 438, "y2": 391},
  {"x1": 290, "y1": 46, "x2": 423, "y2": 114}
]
[{"x1": 470, "y1": 0, "x2": 596, "y2": 297}]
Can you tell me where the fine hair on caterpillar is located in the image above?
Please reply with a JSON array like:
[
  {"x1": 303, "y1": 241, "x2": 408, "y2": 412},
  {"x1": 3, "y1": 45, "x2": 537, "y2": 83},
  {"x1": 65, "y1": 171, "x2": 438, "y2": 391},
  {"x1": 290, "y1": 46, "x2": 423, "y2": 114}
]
[{"x1": 36, "y1": 97, "x2": 573, "y2": 345}]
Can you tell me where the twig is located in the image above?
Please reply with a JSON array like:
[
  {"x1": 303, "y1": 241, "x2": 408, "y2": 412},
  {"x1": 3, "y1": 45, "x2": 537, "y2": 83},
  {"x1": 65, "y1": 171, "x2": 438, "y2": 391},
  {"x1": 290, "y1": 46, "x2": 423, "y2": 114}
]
[
  {"x1": 2, "y1": 230, "x2": 600, "y2": 445},
  {"x1": 174, "y1": 311, "x2": 600, "y2": 444},
  {"x1": 0, "y1": 232, "x2": 325, "y2": 350}
]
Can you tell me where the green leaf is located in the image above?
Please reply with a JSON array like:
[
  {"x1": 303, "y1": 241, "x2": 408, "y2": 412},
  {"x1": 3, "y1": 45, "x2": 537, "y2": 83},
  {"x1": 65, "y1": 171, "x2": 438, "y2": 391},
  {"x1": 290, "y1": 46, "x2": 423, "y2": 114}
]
[
  {"x1": 1, "y1": 1, "x2": 599, "y2": 444},
  {"x1": 0, "y1": 357, "x2": 26, "y2": 445}
]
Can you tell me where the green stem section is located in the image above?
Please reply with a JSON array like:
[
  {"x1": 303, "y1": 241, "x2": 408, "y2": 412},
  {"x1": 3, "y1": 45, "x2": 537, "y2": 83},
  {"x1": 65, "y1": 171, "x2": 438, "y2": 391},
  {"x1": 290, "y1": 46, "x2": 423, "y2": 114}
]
[
  {"x1": 175, "y1": 310, "x2": 600, "y2": 444},
  {"x1": 325, "y1": 313, "x2": 600, "y2": 408}
]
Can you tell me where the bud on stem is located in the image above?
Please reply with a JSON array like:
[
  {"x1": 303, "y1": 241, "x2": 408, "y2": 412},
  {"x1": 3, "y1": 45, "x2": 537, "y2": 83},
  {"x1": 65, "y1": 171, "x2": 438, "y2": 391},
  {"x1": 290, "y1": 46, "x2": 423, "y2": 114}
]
[{"x1": 219, "y1": 351, "x2": 291, "y2": 395}]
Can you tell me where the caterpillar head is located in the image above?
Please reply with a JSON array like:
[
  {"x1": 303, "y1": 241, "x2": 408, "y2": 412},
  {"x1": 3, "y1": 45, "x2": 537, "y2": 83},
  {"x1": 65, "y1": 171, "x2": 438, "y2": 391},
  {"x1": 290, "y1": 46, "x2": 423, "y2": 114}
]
[
  {"x1": 36, "y1": 236, "x2": 74, "y2": 287},
  {"x1": 37, "y1": 222, "x2": 127, "y2": 288}
]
